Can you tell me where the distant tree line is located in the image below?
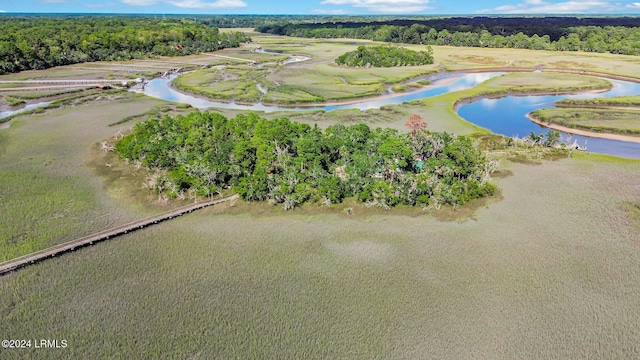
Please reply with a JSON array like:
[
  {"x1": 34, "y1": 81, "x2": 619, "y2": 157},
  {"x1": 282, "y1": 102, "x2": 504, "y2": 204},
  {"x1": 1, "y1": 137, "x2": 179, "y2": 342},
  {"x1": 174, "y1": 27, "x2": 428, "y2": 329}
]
[
  {"x1": 115, "y1": 112, "x2": 496, "y2": 210},
  {"x1": 256, "y1": 16, "x2": 640, "y2": 55},
  {"x1": 336, "y1": 45, "x2": 434, "y2": 67},
  {"x1": 0, "y1": 16, "x2": 250, "y2": 74}
]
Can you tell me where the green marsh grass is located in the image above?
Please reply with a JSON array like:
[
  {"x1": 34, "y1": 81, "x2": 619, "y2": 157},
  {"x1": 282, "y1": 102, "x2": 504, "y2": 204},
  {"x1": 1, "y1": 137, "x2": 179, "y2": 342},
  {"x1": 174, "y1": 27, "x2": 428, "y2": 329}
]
[
  {"x1": 4, "y1": 96, "x2": 25, "y2": 106},
  {"x1": 531, "y1": 108, "x2": 640, "y2": 135},
  {"x1": 2, "y1": 89, "x2": 87, "y2": 100},
  {"x1": 0, "y1": 93, "x2": 169, "y2": 261},
  {"x1": 557, "y1": 95, "x2": 640, "y2": 107},
  {"x1": 2, "y1": 36, "x2": 640, "y2": 358},
  {"x1": 406, "y1": 72, "x2": 614, "y2": 136},
  {"x1": 1, "y1": 158, "x2": 639, "y2": 359}
]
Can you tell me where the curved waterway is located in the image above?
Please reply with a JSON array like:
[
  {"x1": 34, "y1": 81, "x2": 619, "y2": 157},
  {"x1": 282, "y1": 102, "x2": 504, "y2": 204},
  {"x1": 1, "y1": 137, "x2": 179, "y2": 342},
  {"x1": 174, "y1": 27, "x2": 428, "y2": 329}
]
[
  {"x1": 141, "y1": 72, "x2": 504, "y2": 112},
  {"x1": 457, "y1": 79, "x2": 640, "y2": 159},
  {"x1": 141, "y1": 71, "x2": 640, "y2": 158}
]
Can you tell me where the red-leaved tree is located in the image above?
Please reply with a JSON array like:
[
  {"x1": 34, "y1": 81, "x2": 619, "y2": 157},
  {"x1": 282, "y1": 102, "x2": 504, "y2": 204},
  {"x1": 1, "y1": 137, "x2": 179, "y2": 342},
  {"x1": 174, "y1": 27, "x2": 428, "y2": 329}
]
[{"x1": 405, "y1": 114, "x2": 427, "y2": 137}]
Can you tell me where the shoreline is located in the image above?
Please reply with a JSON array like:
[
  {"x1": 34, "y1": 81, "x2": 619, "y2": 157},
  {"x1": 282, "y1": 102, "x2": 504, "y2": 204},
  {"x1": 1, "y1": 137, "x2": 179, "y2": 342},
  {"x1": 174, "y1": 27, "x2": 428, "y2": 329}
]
[
  {"x1": 452, "y1": 87, "x2": 611, "y2": 112},
  {"x1": 526, "y1": 113, "x2": 640, "y2": 144},
  {"x1": 556, "y1": 104, "x2": 640, "y2": 111},
  {"x1": 170, "y1": 74, "x2": 465, "y2": 109},
  {"x1": 158, "y1": 66, "x2": 640, "y2": 109}
]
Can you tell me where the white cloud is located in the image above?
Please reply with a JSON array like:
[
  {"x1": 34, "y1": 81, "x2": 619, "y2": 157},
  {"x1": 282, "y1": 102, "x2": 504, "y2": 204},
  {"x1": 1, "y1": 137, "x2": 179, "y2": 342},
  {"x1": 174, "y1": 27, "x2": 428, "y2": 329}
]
[
  {"x1": 310, "y1": 8, "x2": 349, "y2": 14},
  {"x1": 477, "y1": 0, "x2": 627, "y2": 14},
  {"x1": 166, "y1": 0, "x2": 247, "y2": 8},
  {"x1": 628, "y1": 2, "x2": 640, "y2": 8},
  {"x1": 0, "y1": 9, "x2": 5, "y2": 12},
  {"x1": 320, "y1": 0, "x2": 432, "y2": 13},
  {"x1": 119, "y1": 0, "x2": 246, "y2": 8}
]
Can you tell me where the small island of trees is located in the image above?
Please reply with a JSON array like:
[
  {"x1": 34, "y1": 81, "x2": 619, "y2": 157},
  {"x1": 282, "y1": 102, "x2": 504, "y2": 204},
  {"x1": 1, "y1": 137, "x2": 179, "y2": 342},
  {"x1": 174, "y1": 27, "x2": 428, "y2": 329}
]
[
  {"x1": 335, "y1": 45, "x2": 434, "y2": 68},
  {"x1": 115, "y1": 112, "x2": 496, "y2": 210}
]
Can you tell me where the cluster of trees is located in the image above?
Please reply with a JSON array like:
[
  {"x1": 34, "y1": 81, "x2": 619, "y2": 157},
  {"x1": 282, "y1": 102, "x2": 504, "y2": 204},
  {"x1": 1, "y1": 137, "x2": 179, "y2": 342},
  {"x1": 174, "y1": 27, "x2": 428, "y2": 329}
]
[
  {"x1": 116, "y1": 112, "x2": 496, "y2": 210},
  {"x1": 335, "y1": 45, "x2": 434, "y2": 67},
  {"x1": 0, "y1": 16, "x2": 250, "y2": 74},
  {"x1": 257, "y1": 17, "x2": 640, "y2": 55}
]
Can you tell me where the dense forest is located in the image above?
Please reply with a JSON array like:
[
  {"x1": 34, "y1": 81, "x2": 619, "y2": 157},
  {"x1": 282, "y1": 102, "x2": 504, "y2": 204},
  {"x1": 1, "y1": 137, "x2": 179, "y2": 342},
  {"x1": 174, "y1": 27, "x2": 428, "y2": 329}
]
[
  {"x1": 191, "y1": 15, "x2": 640, "y2": 35},
  {"x1": 336, "y1": 45, "x2": 434, "y2": 67},
  {"x1": 115, "y1": 112, "x2": 496, "y2": 210},
  {"x1": 257, "y1": 16, "x2": 640, "y2": 55},
  {"x1": 0, "y1": 16, "x2": 250, "y2": 74}
]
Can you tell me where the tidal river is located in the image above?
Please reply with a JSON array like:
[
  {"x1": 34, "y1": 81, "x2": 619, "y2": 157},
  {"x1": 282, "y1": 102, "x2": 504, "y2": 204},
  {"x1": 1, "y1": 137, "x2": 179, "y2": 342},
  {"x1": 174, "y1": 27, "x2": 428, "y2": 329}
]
[
  {"x1": 141, "y1": 71, "x2": 640, "y2": 159},
  {"x1": 2, "y1": 69, "x2": 638, "y2": 158}
]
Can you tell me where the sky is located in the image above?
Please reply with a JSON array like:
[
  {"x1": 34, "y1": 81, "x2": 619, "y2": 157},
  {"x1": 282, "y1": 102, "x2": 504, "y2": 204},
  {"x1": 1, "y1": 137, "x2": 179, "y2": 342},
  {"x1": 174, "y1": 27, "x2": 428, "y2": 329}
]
[{"x1": 1, "y1": 0, "x2": 640, "y2": 15}]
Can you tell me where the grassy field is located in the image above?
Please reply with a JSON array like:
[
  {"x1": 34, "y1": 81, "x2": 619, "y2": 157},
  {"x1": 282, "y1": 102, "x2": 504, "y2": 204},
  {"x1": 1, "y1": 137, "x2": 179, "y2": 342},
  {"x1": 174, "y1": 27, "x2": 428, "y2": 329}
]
[
  {"x1": 459, "y1": 72, "x2": 612, "y2": 95},
  {"x1": 391, "y1": 72, "x2": 613, "y2": 136},
  {"x1": 557, "y1": 95, "x2": 640, "y2": 107},
  {"x1": 169, "y1": 31, "x2": 640, "y2": 106},
  {"x1": 210, "y1": 72, "x2": 612, "y2": 137},
  {"x1": 1, "y1": 156, "x2": 639, "y2": 359},
  {"x1": 173, "y1": 36, "x2": 438, "y2": 104},
  {"x1": 172, "y1": 65, "x2": 270, "y2": 103},
  {"x1": 531, "y1": 108, "x2": 640, "y2": 135},
  {"x1": 0, "y1": 92, "x2": 184, "y2": 261},
  {"x1": 1, "y1": 88, "x2": 88, "y2": 101},
  {"x1": 1, "y1": 34, "x2": 640, "y2": 359}
]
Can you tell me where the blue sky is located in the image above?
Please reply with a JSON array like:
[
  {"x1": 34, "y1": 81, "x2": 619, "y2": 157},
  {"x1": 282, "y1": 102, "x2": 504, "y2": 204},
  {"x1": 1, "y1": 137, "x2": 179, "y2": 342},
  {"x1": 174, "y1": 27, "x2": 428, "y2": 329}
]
[{"x1": 1, "y1": 0, "x2": 640, "y2": 14}]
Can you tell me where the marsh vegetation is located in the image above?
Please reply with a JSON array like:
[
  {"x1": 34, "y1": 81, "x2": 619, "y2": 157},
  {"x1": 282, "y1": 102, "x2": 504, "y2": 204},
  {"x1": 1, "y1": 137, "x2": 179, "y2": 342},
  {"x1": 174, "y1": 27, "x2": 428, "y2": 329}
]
[
  {"x1": 530, "y1": 108, "x2": 640, "y2": 136},
  {"x1": 557, "y1": 95, "x2": 640, "y2": 107},
  {"x1": 1, "y1": 25, "x2": 640, "y2": 359}
]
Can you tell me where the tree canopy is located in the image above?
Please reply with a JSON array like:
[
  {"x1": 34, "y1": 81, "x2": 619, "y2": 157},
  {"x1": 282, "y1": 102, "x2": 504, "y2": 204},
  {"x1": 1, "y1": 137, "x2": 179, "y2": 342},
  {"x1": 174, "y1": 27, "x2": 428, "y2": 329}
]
[
  {"x1": 335, "y1": 45, "x2": 434, "y2": 67},
  {"x1": 257, "y1": 17, "x2": 640, "y2": 55},
  {"x1": 0, "y1": 16, "x2": 250, "y2": 74},
  {"x1": 116, "y1": 112, "x2": 496, "y2": 210}
]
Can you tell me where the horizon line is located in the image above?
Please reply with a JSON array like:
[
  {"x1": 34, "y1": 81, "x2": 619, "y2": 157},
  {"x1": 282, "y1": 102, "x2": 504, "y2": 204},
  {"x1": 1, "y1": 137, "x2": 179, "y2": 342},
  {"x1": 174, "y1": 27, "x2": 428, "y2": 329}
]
[{"x1": 1, "y1": 12, "x2": 640, "y2": 16}]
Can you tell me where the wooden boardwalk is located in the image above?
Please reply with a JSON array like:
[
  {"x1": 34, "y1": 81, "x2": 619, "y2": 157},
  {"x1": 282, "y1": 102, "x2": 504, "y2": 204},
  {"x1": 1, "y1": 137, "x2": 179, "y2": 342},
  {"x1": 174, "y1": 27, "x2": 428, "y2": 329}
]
[{"x1": 0, "y1": 195, "x2": 238, "y2": 276}]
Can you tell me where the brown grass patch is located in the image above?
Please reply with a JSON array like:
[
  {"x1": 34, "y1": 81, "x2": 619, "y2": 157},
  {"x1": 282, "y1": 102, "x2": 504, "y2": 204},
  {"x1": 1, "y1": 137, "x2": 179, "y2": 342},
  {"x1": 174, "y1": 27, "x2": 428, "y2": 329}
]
[
  {"x1": 450, "y1": 54, "x2": 496, "y2": 65},
  {"x1": 622, "y1": 201, "x2": 640, "y2": 232},
  {"x1": 490, "y1": 169, "x2": 514, "y2": 179},
  {"x1": 549, "y1": 60, "x2": 597, "y2": 69},
  {"x1": 507, "y1": 154, "x2": 543, "y2": 165}
]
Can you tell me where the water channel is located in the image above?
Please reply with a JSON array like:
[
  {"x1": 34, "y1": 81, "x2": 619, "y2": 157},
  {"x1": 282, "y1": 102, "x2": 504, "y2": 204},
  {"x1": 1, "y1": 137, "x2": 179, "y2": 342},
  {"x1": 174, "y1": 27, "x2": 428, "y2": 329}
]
[
  {"x1": 2, "y1": 68, "x2": 638, "y2": 158},
  {"x1": 0, "y1": 101, "x2": 50, "y2": 128},
  {"x1": 141, "y1": 71, "x2": 504, "y2": 112},
  {"x1": 457, "y1": 79, "x2": 640, "y2": 159},
  {"x1": 141, "y1": 71, "x2": 640, "y2": 158}
]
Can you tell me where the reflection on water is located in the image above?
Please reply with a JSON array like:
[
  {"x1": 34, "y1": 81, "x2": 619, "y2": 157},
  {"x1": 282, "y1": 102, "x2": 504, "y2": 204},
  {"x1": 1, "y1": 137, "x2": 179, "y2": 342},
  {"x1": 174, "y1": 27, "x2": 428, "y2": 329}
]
[
  {"x1": 1, "y1": 102, "x2": 50, "y2": 119},
  {"x1": 0, "y1": 101, "x2": 51, "y2": 128},
  {"x1": 458, "y1": 79, "x2": 640, "y2": 159},
  {"x1": 141, "y1": 72, "x2": 505, "y2": 113},
  {"x1": 141, "y1": 71, "x2": 640, "y2": 158}
]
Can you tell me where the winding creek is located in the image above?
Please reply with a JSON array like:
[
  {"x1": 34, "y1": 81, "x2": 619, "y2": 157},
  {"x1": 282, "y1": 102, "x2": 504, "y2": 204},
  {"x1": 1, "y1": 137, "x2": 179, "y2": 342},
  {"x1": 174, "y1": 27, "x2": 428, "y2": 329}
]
[
  {"x1": 457, "y1": 78, "x2": 640, "y2": 159},
  {"x1": 2, "y1": 65, "x2": 639, "y2": 158},
  {"x1": 141, "y1": 71, "x2": 640, "y2": 159},
  {"x1": 141, "y1": 72, "x2": 504, "y2": 112}
]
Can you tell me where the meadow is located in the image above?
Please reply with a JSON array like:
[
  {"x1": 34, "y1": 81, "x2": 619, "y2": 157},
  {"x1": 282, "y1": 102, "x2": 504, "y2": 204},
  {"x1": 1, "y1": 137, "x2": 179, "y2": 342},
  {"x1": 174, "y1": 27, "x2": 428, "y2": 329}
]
[
  {"x1": 1, "y1": 33, "x2": 640, "y2": 359},
  {"x1": 0, "y1": 91, "x2": 182, "y2": 261},
  {"x1": 1, "y1": 156, "x2": 639, "y2": 359},
  {"x1": 557, "y1": 95, "x2": 640, "y2": 107},
  {"x1": 531, "y1": 108, "x2": 640, "y2": 136},
  {"x1": 160, "y1": 31, "x2": 640, "y2": 107}
]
